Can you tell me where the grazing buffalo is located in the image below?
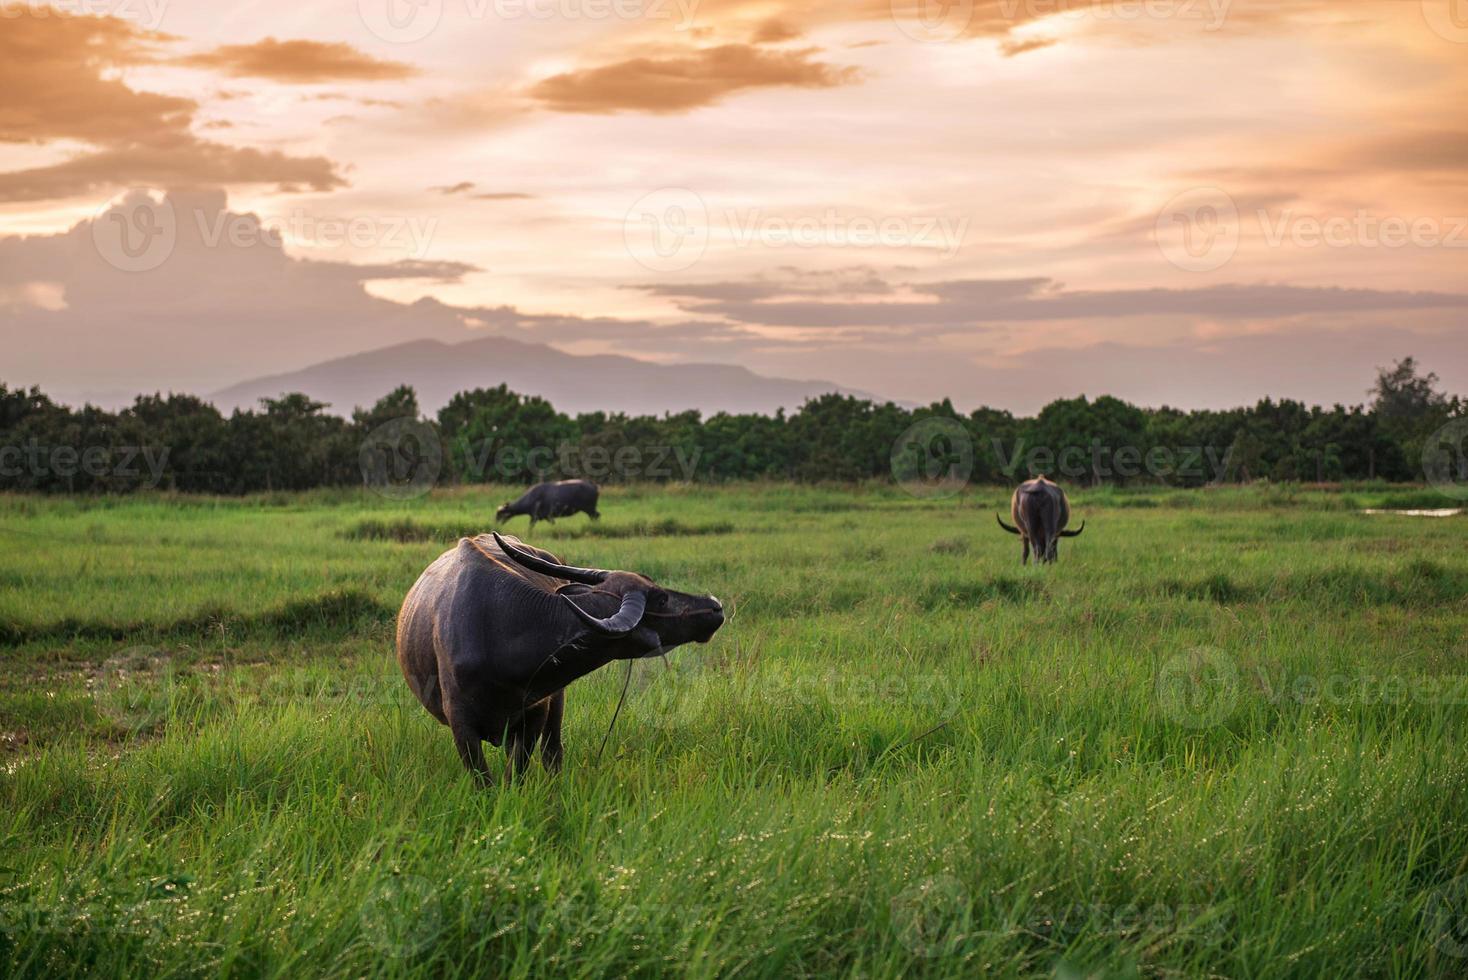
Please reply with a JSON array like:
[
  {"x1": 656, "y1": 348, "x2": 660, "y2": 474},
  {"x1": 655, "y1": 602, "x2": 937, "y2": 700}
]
[
  {"x1": 395, "y1": 532, "x2": 724, "y2": 783},
  {"x1": 996, "y1": 475, "x2": 1085, "y2": 564},
  {"x1": 495, "y1": 479, "x2": 600, "y2": 530}
]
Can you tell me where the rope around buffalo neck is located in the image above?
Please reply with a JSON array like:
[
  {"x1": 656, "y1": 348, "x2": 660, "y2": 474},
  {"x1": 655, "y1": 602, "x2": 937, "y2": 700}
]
[{"x1": 596, "y1": 659, "x2": 635, "y2": 763}]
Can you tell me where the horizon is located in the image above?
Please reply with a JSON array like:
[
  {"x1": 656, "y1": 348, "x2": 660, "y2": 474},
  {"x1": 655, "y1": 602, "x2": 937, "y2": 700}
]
[
  {"x1": 8, "y1": 342, "x2": 1451, "y2": 421},
  {"x1": 3, "y1": 2, "x2": 1468, "y2": 413}
]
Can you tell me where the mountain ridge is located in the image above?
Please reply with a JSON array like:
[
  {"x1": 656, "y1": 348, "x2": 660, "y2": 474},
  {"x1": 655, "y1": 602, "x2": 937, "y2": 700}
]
[{"x1": 210, "y1": 335, "x2": 871, "y2": 417}]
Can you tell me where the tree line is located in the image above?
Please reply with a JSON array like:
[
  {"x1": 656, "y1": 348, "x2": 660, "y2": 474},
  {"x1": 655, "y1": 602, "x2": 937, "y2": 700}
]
[{"x1": 1, "y1": 359, "x2": 1461, "y2": 494}]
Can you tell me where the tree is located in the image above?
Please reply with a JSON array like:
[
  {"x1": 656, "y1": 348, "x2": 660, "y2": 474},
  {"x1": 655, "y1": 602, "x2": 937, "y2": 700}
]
[
  {"x1": 1370, "y1": 357, "x2": 1455, "y2": 480},
  {"x1": 438, "y1": 385, "x2": 578, "y2": 484},
  {"x1": 352, "y1": 384, "x2": 422, "y2": 432},
  {"x1": 120, "y1": 393, "x2": 229, "y2": 492},
  {"x1": 2, "y1": 356, "x2": 1462, "y2": 494},
  {"x1": 251, "y1": 393, "x2": 353, "y2": 491}
]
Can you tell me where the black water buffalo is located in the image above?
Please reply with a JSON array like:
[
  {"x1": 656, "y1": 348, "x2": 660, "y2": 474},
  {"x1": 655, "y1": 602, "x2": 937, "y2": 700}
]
[
  {"x1": 996, "y1": 475, "x2": 1085, "y2": 564},
  {"x1": 395, "y1": 532, "x2": 724, "y2": 783},
  {"x1": 496, "y1": 479, "x2": 600, "y2": 530}
]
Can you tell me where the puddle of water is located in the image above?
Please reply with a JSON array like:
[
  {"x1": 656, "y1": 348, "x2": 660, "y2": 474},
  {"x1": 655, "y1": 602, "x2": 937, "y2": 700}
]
[{"x1": 1361, "y1": 509, "x2": 1463, "y2": 517}]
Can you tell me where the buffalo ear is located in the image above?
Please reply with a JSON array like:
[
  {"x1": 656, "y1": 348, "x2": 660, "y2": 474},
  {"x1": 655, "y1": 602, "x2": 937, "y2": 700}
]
[{"x1": 555, "y1": 583, "x2": 594, "y2": 596}]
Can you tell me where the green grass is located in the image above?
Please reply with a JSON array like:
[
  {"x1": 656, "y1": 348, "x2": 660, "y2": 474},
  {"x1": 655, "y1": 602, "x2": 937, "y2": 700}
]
[{"x1": 2, "y1": 484, "x2": 1467, "y2": 978}]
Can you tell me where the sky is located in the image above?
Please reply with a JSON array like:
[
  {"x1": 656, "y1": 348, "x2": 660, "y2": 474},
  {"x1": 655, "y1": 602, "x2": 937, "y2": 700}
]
[{"x1": 2, "y1": 0, "x2": 1466, "y2": 413}]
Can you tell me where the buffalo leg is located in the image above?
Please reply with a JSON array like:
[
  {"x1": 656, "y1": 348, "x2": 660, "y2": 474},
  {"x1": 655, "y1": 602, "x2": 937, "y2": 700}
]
[
  {"x1": 508, "y1": 701, "x2": 550, "y2": 778},
  {"x1": 540, "y1": 690, "x2": 565, "y2": 772},
  {"x1": 1022, "y1": 538, "x2": 1030, "y2": 565},
  {"x1": 503, "y1": 724, "x2": 532, "y2": 780},
  {"x1": 450, "y1": 717, "x2": 492, "y2": 786}
]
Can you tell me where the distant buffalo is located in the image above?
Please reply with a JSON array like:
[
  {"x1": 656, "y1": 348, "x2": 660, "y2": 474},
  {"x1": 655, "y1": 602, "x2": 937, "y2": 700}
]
[
  {"x1": 395, "y1": 532, "x2": 724, "y2": 783},
  {"x1": 997, "y1": 475, "x2": 1085, "y2": 564},
  {"x1": 496, "y1": 479, "x2": 600, "y2": 530}
]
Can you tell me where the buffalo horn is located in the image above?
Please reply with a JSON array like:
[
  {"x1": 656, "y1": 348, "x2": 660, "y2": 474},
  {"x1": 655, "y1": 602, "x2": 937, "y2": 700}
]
[
  {"x1": 565, "y1": 590, "x2": 647, "y2": 635},
  {"x1": 493, "y1": 532, "x2": 607, "y2": 585}
]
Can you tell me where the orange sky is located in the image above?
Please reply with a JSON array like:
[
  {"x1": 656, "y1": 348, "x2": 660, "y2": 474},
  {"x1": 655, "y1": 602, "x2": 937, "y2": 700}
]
[{"x1": 2, "y1": 0, "x2": 1466, "y2": 411}]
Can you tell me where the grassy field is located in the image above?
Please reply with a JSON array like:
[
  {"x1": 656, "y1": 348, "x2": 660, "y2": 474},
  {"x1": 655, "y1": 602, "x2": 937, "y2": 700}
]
[{"x1": 2, "y1": 483, "x2": 1467, "y2": 978}]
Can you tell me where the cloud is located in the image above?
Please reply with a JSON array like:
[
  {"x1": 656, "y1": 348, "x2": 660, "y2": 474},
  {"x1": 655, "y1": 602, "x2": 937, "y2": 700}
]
[
  {"x1": 938, "y1": 323, "x2": 1468, "y2": 416},
  {"x1": 0, "y1": 13, "x2": 185, "y2": 145},
  {"x1": 528, "y1": 44, "x2": 861, "y2": 114},
  {"x1": 179, "y1": 38, "x2": 417, "y2": 82},
  {"x1": 646, "y1": 275, "x2": 1468, "y2": 329},
  {"x1": 846, "y1": 322, "x2": 1468, "y2": 416},
  {"x1": 752, "y1": 19, "x2": 801, "y2": 43},
  {"x1": 0, "y1": 139, "x2": 343, "y2": 202},
  {"x1": 5, "y1": 194, "x2": 1466, "y2": 416},
  {"x1": 1348, "y1": 130, "x2": 1468, "y2": 176},
  {"x1": 0, "y1": 190, "x2": 479, "y2": 396},
  {"x1": 1184, "y1": 132, "x2": 1468, "y2": 192},
  {"x1": 427, "y1": 182, "x2": 534, "y2": 200},
  {"x1": 0, "y1": 189, "x2": 770, "y2": 404},
  {"x1": 312, "y1": 258, "x2": 481, "y2": 283},
  {"x1": 0, "y1": 10, "x2": 348, "y2": 202},
  {"x1": 637, "y1": 266, "x2": 898, "y2": 303},
  {"x1": 0, "y1": 190, "x2": 762, "y2": 404},
  {"x1": 305, "y1": 93, "x2": 405, "y2": 108},
  {"x1": 1000, "y1": 37, "x2": 1057, "y2": 57}
]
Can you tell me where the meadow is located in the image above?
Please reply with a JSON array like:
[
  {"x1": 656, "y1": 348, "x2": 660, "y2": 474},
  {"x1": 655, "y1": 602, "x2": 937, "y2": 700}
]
[{"x1": 2, "y1": 483, "x2": 1467, "y2": 978}]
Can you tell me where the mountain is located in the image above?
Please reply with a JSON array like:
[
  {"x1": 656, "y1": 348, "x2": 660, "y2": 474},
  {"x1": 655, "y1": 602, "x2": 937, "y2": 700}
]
[{"x1": 210, "y1": 336, "x2": 866, "y2": 417}]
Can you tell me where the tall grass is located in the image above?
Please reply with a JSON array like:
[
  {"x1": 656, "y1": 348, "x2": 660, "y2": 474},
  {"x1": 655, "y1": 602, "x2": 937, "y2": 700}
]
[{"x1": 1, "y1": 484, "x2": 1466, "y2": 977}]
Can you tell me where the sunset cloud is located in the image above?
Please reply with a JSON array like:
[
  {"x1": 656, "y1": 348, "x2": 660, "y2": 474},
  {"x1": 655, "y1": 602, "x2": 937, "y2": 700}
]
[
  {"x1": 0, "y1": 11, "x2": 346, "y2": 202},
  {"x1": 0, "y1": 141, "x2": 343, "y2": 202},
  {"x1": 751, "y1": 19, "x2": 802, "y2": 44},
  {"x1": 179, "y1": 38, "x2": 417, "y2": 83},
  {"x1": 1349, "y1": 130, "x2": 1468, "y2": 176},
  {"x1": 646, "y1": 276, "x2": 1468, "y2": 330},
  {"x1": 528, "y1": 44, "x2": 861, "y2": 114},
  {"x1": 1000, "y1": 37, "x2": 1057, "y2": 57},
  {"x1": 2, "y1": 0, "x2": 1466, "y2": 412},
  {"x1": 428, "y1": 182, "x2": 534, "y2": 200},
  {"x1": 0, "y1": 13, "x2": 184, "y2": 144}
]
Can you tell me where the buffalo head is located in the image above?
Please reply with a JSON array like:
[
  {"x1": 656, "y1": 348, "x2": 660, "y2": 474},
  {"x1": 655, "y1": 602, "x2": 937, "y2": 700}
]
[{"x1": 492, "y1": 532, "x2": 724, "y2": 654}]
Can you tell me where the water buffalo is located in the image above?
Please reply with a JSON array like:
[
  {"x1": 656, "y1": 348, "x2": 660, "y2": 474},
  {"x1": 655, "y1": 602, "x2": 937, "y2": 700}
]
[
  {"x1": 496, "y1": 479, "x2": 600, "y2": 530},
  {"x1": 395, "y1": 531, "x2": 724, "y2": 783},
  {"x1": 996, "y1": 475, "x2": 1085, "y2": 564}
]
